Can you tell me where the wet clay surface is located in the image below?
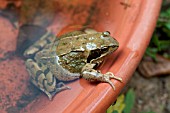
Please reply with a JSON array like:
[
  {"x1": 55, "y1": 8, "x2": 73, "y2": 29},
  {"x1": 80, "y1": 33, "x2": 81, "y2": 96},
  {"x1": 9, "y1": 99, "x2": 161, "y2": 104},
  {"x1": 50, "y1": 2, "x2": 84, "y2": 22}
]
[
  {"x1": 0, "y1": 17, "x2": 41, "y2": 113},
  {"x1": 0, "y1": 57, "x2": 40, "y2": 113},
  {"x1": 0, "y1": 0, "x2": 162, "y2": 113}
]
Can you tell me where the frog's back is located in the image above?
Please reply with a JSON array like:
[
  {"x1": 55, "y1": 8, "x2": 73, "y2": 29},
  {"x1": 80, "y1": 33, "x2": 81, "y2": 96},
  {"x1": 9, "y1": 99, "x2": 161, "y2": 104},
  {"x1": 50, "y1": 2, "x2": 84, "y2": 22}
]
[
  {"x1": 52, "y1": 33, "x2": 88, "y2": 81},
  {"x1": 56, "y1": 33, "x2": 105, "y2": 55}
]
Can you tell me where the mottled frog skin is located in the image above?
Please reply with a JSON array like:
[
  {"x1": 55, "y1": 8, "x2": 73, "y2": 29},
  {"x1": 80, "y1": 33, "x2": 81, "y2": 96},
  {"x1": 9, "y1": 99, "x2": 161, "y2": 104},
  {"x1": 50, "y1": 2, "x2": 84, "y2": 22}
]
[{"x1": 24, "y1": 29, "x2": 122, "y2": 100}]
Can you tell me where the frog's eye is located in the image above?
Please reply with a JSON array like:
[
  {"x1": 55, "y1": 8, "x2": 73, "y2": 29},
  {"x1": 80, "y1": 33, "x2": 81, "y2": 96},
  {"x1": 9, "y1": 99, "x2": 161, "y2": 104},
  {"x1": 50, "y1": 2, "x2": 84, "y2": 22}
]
[{"x1": 102, "y1": 31, "x2": 110, "y2": 37}]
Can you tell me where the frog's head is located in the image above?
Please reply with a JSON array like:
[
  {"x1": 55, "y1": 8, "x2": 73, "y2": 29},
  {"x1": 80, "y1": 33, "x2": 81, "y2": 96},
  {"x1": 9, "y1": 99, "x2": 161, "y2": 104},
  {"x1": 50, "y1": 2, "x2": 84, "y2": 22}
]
[
  {"x1": 99, "y1": 31, "x2": 119, "y2": 54},
  {"x1": 87, "y1": 31, "x2": 119, "y2": 62}
]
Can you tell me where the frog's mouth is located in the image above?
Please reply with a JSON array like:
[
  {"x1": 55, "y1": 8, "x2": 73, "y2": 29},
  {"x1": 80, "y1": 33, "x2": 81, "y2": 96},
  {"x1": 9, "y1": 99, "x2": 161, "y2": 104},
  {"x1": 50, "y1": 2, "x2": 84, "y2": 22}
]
[{"x1": 87, "y1": 46, "x2": 118, "y2": 63}]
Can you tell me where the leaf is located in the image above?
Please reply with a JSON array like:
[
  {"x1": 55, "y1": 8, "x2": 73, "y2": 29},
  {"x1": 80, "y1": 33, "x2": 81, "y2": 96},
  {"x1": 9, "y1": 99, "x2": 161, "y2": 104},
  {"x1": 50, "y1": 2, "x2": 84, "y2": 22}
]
[
  {"x1": 159, "y1": 40, "x2": 170, "y2": 50},
  {"x1": 145, "y1": 47, "x2": 158, "y2": 60},
  {"x1": 112, "y1": 94, "x2": 125, "y2": 113},
  {"x1": 152, "y1": 34, "x2": 162, "y2": 51},
  {"x1": 106, "y1": 94, "x2": 125, "y2": 113},
  {"x1": 107, "y1": 105, "x2": 113, "y2": 113},
  {"x1": 162, "y1": 27, "x2": 170, "y2": 37},
  {"x1": 140, "y1": 111, "x2": 156, "y2": 113},
  {"x1": 123, "y1": 89, "x2": 135, "y2": 113},
  {"x1": 165, "y1": 22, "x2": 170, "y2": 29},
  {"x1": 112, "y1": 110, "x2": 119, "y2": 113}
]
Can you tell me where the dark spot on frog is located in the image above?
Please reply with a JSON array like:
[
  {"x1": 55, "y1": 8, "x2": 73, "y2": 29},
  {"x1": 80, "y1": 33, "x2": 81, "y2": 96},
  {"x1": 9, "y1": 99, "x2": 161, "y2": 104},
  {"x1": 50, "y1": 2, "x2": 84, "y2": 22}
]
[
  {"x1": 76, "y1": 37, "x2": 80, "y2": 40},
  {"x1": 44, "y1": 68, "x2": 50, "y2": 75},
  {"x1": 35, "y1": 70, "x2": 44, "y2": 82},
  {"x1": 30, "y1": 64, "x2": 35, "y2": 69},
  {"x1": 88, "y1": 70, "x2": 92, "y2": 72},
  {"x1": 38, "y1": 63, "x2": 42, "y2": 67},
  {"x1": 84, "y1": 37, "x2": 88, "y2": 40},
  {"x1": 62, "y1": 42, "x2": 67, "y2": 45},
  {"x1": 87, "y1": 49, "x2": 101, "y2": 63},
  {"x1": 71, "y1": 47, "x2": 76, "y2": 50}
]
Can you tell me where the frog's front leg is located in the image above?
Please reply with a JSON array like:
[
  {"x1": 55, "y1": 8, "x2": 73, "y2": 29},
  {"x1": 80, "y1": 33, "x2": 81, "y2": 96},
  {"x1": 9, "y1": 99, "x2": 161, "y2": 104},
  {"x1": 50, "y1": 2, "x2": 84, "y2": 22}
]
[
  {"x1": 25, "y1": 59, "x2": 70, "y2": 100},
  {"x1": 81, "y1": 63, "x2": 122, "y2": 90}
]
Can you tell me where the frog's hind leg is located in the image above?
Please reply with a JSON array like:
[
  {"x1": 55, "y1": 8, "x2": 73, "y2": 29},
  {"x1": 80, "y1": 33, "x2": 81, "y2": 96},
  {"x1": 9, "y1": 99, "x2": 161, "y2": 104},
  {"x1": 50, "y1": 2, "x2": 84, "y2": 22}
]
[
  {"x1": 24, "y1": 32, "x2": 56, "y2": 58},
  {"x1": 26, "y1": 59, "x2": 70, "y2": 100}
]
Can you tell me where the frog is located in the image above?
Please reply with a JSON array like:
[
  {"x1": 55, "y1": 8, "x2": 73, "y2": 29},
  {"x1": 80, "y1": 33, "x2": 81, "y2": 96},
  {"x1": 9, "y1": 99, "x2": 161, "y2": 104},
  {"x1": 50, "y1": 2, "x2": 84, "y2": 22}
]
[{"x1": 24, "y1": 28, "x2": 122, "y2": 100}]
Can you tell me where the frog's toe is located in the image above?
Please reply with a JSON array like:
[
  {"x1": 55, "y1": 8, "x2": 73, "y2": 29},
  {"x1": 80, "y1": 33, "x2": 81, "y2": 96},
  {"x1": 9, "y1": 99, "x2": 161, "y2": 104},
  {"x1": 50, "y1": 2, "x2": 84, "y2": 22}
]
[
  {"x1": 49, "y1": 84, "x2": 71, "y2": 100},
  {"x1": 56, "y1": 82, "x2": 71, "y2": 89},
  {"x1": 103, "y1": 72, "x2": 122, "y2": 90},
  {"x1": 105, "y1": 72, "x2": 122, "y2": 82},
  {"x1": 104, "y1": 79, "x2": 116, "y2": 90}
]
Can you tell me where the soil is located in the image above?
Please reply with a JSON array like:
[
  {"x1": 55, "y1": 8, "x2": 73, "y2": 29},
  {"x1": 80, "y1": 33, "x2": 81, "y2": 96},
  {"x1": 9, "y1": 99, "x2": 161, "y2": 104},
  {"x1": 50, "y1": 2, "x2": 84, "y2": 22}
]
[{"x1": 127, "y1": 71, "x2": 170, "y2": 113}]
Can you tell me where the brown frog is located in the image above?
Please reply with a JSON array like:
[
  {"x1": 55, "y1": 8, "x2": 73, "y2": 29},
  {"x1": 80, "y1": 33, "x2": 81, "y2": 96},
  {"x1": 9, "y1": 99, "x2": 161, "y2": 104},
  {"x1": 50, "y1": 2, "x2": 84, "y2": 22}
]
[{"x1": 24, "y1": 29, "x2": 122, "y2": 100}]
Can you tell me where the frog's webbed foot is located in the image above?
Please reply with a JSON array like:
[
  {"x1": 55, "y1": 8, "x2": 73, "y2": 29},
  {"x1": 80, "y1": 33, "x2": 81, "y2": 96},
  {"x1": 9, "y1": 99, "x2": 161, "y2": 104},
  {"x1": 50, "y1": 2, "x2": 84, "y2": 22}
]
[
  {"x1": 56, "y1": 82, "x2": 71, "y2": 89},
  {"x1": 49, "y1": 82, "x2": 71, "y2": 100},
  {"x1": 82, "y1": 68, "x2": 122, "y2": 90},
  {"x1": 36, "y1": 81, "x2": 70, "y2": 100},
  {"x1": 102, "y1": 72, "x2": 122, "y2": 90},
  {"x1": 105, "y1": 72, "x2": 122, "y2": 81}
]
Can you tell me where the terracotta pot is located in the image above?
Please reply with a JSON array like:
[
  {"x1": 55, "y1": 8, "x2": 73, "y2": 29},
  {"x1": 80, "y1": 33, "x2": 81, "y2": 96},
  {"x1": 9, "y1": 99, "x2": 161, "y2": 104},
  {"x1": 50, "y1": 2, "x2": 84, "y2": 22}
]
[{"x1": 0, "y1": 0, "x2": 162, "y2": 113}]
